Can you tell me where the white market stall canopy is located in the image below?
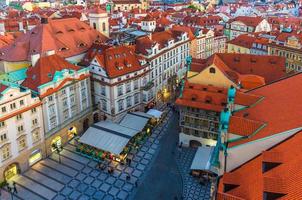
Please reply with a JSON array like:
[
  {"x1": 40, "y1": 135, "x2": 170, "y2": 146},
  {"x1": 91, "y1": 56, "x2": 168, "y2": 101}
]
[
  {"x1": 190, "y1": 146, "x2": 215, "y2": 171},
  {"x1": 79, "y1": 121, "x2": 139, "y2": 155},
  {"x1": 146, "y1": 109, "x2": 163, "y2": 119},
  {"x1": 119, "y1": 112, "x2": 152, "y2": 131}
]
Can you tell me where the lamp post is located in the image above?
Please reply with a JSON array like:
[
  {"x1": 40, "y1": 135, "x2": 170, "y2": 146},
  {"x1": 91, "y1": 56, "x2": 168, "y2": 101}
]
[
  {"x1": 52, "y1": 143, "x2": 63, "y2": 163},
  {"x1": 6, "y1": 181, "x2": 17, "y2": 200}
]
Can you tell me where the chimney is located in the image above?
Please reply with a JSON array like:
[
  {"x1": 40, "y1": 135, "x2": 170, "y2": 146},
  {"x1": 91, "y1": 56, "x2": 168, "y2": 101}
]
[{"x1": 31, "y1": 53, "x2": 40, "y2": 66}]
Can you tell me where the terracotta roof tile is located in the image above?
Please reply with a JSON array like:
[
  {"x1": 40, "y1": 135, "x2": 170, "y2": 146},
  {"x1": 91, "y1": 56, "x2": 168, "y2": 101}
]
[
  {"x1": 228, "y1": 116, "x2": 265, "y2": 137},
  {"x1": 22, "y1": 54, "x2": 80, "y2": 91},
  {"x1": 218, "y1": 131, "x2": 302, "y2": 200},
  {"x1": 229, "y1": 73, "x2": 302, "y2": 147},
  {"x1": 0, "y1": 18, "x2": 108, "y2": 62}
]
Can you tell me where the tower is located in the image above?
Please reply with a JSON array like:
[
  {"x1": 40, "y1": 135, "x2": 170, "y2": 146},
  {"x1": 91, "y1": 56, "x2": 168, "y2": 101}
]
[{"x1": 88, "y1": 7, "x2": 109, "y2": 37}]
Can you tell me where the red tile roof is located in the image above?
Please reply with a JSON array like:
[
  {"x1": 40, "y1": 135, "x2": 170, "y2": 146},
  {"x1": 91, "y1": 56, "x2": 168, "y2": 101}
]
[
  {"x1": 228, "y1": 116, "x2": 265, "y2": 137},
  {"x1": 135, "y1": 29, "x2": 190, "y2": 55},
  {"x1": 82, "y1": 44, "x2": 146, "y2": 78},
  {"x1": 229, "y1": 16, "x2": 264, "y2": 27},
  {"x1": 176, "y1": 81, "x2": 259, "y2": 112},
  {"x1": 218, "y1": 131, "x2": 302, "y2": 200},
  {"x1": 229, "y1": 73, "x2": 302, "y2": 147},
  {"x1": 22, "y1": 54, "x2": 80, "y2": 91},
  {"x1": 0, "y1": 18, "x2": 108, "y2": 62}
]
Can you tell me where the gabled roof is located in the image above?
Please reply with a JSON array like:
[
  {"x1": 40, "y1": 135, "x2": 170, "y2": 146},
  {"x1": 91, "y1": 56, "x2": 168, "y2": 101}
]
[
  {"x1": 229, "y1": 16, "x2": 264, "y2": 27},
  {"x1": 0, "y1": 18, "x2": 108, "y2": 62},
  {"x1": 191, "y1": 53, "x2": 286, "y2": 89},
  {"x1": 218, "y1": 131, "x2": 302, "y2": 200},
  {"x1": 229, "y1": 73, "x2": 302, "y2": 147},
  {"x1": 83, "y1": 44, "x2": 145, "y2": 78},
  {"x1": 21, "y1": 54, "x2": 80, "y2": 91},
  {"x1": 175, "y1": 81, "x2": 260, "y2": 112}
]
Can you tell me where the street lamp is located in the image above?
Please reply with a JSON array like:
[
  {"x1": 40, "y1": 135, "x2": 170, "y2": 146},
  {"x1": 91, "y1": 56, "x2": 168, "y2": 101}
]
[
  {"x1": 52, "y1": 143, "x2": 63, "y2": 163},
  {"x1": 6, "y1": 181, "x2": 17, "y2": 200}
]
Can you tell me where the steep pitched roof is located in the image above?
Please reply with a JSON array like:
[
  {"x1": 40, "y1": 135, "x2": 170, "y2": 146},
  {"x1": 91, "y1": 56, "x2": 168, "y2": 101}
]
[
  {"x1": 0, "y1": 18, "x2": 108, "y2": 62},
  {"x1": 175, "y1": 81, "x2": 260, "y2": 112},
  {"x1": 230, "y1": 16, "x2": 264, "y2": 27},
  {"x1": 218, "y1": 131, "x2": 302, "y2": 200},
  {"x1": 229, "y1": 73, "x2": 302, "y2": 147},
  {"x1": 21, "y1": 54, "x2": 80, "y2": 91},
  {"x1": 83, "y1": 44, "x2": 145, "y2": 78},
  {"x1": 216, "y1": 54, "x2": 286, "y2": 83}
]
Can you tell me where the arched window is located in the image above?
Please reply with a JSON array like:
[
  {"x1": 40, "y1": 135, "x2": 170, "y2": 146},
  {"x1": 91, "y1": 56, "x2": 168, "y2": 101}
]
[
  {"x1": 209, "y1": 67, "x2": 216, "y2": 74},
  {"x1": 102, "y1": 22, "x2": 106, "y2": 32},
  {"x1": 93, "y1": 22, "x2": 97, "y2": 30}
]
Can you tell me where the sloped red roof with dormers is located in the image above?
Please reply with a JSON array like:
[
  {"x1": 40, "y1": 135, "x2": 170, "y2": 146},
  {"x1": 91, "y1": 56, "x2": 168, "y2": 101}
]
[
  {"x1": 190, "y1": 54, "x2": 286, "y2": 89},
  {"x1": 228, "y1": 73, "x2": 302, "y2": 148},
  {"x1": 83, "y1": 44, "x2": 146, "y2": 79},
  {"x1": 229, "y1": 16, "x2": 264, "y2": 27},
  {"x1": 175, "y1": 81, "x2": 261, "y2": 112},
  {"x1": 22, "y1": 54, "x2": 80, "y2": 91},
  {"x1": 0, "y1": 18, "x2": 108, "y2": 62},
  {"x1": 218, "y1": 130, "x2": 302, "y2": 200}
]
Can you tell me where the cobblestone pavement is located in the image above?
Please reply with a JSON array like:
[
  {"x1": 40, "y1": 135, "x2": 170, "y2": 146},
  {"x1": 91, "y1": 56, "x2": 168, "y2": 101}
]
[
  {"x1": 176, "y1": 148, "x2": 211, "y2": 200},
  {"x1": 133, "y1": 112, "x2": 182, "y2": 200},
  {"x1": 4, "y1": 107, "x2": 173, "y2": 200}
]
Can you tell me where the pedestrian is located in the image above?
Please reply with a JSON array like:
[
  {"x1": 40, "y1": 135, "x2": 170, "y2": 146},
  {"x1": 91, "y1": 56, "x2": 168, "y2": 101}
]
[
  {"x1": 126, "y1": 174, "x2": 130, "y2": 181},
  {"x1": 135, "y1": 181, "x2": 138, "y2": 187},
  {"x1": 128, "y1": 159, "x2": 132, "y2": 165}
]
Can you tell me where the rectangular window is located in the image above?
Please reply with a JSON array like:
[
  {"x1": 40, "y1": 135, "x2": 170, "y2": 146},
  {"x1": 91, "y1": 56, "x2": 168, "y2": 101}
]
[
  {"x1": 48, "y1": 96, "x2": 53, "y2": 102},
  {"x1": 0, "y1": 133, "x2": 7, "y2": 142},
  {"x1": 17, "y1": 125, "x2": 24, "y2": 134},
  {"x1": 134, "y1": 93, "x2": 139, "y2": 104},
  {"x1": 102, "y1": 100, "x2": 107, "y2": 111},
  {"x1": 101, "y1": 85, "x2": 106, "y2": 96},
  {"x1": 49, "y1": 105, "x2": 55, "y2": 116},
  {"x1": 1, "y1": 107, "x2": 6, "y2": 113},
  {"x1": 126, "y1": 82, "x2": 131, "y2": 93},
  {"x1": 16, "y1": 114, "x2": 22, "y2": 121},
  {"x1": 31, "y1": 107, "x2": 37, "y2": 114},
  {"x1": 126, "y1": 96, "x2": 132, "y2": 108},
  {"x1": 20, "y1": 100, "x2": 24, "y2": 106},
  {"x1": 117, "y1": 85, "x2": 123, "y2": 96},
  {"x1": 32, "y1": 118, "x2": 38, "y2": 126},
  {"x1": 0, "y1": 121, "x2": 5, "y2": 128},
  {"x1": 118, "y1": 100, "x2": 124, "y2": 111},
  {"x1": 2, "y1": 145, "x2": 10, "y2": 160},
  {"x1": 32, "y1": 131, "x2": 40, "y2": 143},
  {"x1": 134, "y1": 80, "x2": 139, "y2": 90},
  {"x1": 18, "y1": 137, "x2": 26, "y2": 151},
  {"x1": 10, "y1": 103, "x2": 16, "y2": 110}
]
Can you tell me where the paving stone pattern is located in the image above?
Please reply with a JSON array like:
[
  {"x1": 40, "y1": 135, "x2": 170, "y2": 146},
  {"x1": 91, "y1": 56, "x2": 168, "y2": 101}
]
[
  {"x1": 176, "y1": 148, "x2": 212, "y2": 200},
  {"x1": 5, "y1": 106, "x2": 173, "y2": 200}
]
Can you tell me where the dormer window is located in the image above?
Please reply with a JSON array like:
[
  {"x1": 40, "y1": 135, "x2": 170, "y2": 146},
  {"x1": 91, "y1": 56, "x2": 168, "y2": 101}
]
[
  {"x1": 78, "y1": 43, "x2": 86, "y2": 48},
  {"x1": 56, "y1": 31, "x2": 63, "y2": 34},
  {"x1": 59, "y1": 47, "x2": 68, "y2": 51},
  {"x1": 209, "y1": 67, "x2": 216, "y2": 74}
]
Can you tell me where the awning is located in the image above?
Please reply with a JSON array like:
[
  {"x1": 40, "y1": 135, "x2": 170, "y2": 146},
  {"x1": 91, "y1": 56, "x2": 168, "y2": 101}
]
[
  {"x1": 79, "y1": 121, "x2": 139, "y2": 155},
  {"x1": 147, "y1": 109, "x2": 163, "y2": 119},
  {"x1": 119, "y1": 112, "x2": 151, "y2": 131},
  {"x1": 190, "y1": 146, "x2": 214, "y2": 171}
]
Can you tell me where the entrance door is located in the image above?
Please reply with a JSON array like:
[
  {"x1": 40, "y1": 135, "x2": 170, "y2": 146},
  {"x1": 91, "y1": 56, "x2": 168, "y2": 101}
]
[{"x1": 4, "y1": 163, "x2": 19, "y2": 180}]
